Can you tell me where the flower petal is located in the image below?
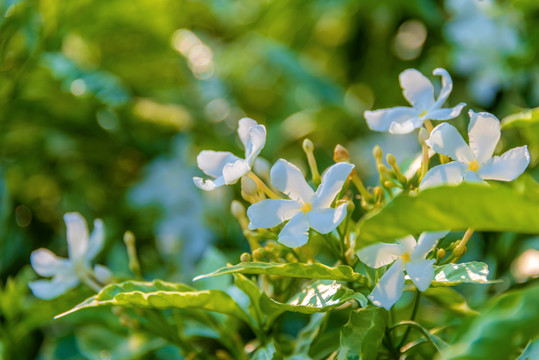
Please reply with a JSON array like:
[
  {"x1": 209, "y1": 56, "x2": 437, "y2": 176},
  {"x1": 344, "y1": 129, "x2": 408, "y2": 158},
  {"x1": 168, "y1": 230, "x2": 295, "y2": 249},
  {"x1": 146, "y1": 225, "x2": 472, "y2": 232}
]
[
  {"x1": 196, "y1": 150, "x2": 242, "y2": 178},
  {"x1": 419, "y1": 162, "x2": 467, "y2": 190},
  {"x1": 237, "y1": 117, "x2": 258, "y2": 147},
  {"x1": 399, "y1": 69, "x2": 435, "y2": 110},
  {"x1": 357, "y1": 243, "x2": 403, "y2": 268},
  {"x1": 426, "y1": 103, "x2": 466, "y2": 120},
  {"x1": 468, "y1": 111, "x2": 501, "y2": 163},
  {"x1": 312, "y1": 163, "x2": 354, "y2": 209},
  {"x1": 64, "y1": 212, "x2": 89, "y2": 260},
  {"x1": 397, "y1": 235, "x2": 417, "y2": 254},
  {"x1": 270, "y1": 159, "x2": 314, "y2": 203},
  {"x1": 247, "y1": 199, "x2": 302, "y2": 229},
  {"x1": 412, "y1": 231, "x2": 449, "y2": 260},
  {"x1": 478, "y1": 146, "x2": 530, "y2": 181},
  {"x1": 28, "y1": 276, "x2": 79, "y2": 300},
  {"x1": 369, "y1": 258, "x2": 405, "y2": 310},
  {"x1": 243, "y1": 124, "x2": 267, "y2": 165},
  {"x1": 432, "y1": 68, "x2": 454, "y2": 109},
  {"x1": 306, "y1": 203, "x2": 347, "y2": 234},
  {"x1": 30, "y1": 248, "x2": 71, "y2": 277},
  {"x1": 278, "y1": 212, "x2": 310, "y2": 248},
  {"x1": 364, "y1": 107, "x2": 419, "y2": 133},
  {"x1": 193, "y1": 176, "x2": 225, "y2": 191},
  {"x1": 463, "y1": 170, "x2": 486, "y2": 183},
  {"x1": 85, "y1": 219, "x2": 105, "y2": 261},
  {"x1": 405, "y1": 259, "x2": 435, "y2": 291},
  {"x1": 223, "y1": 159, "x2": 251, "y2": 184},
  {"x1": 426, "y1": 123, "x2": 474, "y2": 163}
]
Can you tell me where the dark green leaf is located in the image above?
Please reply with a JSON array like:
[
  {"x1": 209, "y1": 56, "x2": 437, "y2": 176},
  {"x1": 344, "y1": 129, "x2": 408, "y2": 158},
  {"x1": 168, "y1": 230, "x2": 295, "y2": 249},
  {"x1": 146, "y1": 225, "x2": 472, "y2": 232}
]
[{"x1": 423, "y1": 287, "x2": 478, "y2": 316}]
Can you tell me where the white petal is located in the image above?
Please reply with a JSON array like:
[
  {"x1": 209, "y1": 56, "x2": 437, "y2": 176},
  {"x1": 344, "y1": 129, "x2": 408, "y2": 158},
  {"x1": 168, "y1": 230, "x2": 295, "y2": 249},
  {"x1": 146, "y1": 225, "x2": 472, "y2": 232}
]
[
  {"x1": 463, "y1": 170, "x2": 486, "y2": 183},
  {"x1": 28, "y1": 276, "x2": 79, "y2": 300},
  {"x1": 237, "y1": 117, "x2": 258, "y2": 147},
  {"x1": 223, "y1": 159, "x2": 251, "y2": 184},
  {"x1": 478, "y1": 146, "x2": 530, "y2": 181},
  {"x1": 85, "y1": 219, "x2": 105, "y2": 261},
  {"x1": 405, "y1": 259, "x2": 435, "y2": 292},
  {"x1": 426, "y1": 123, "x2": 474, "y2": 162},
  {"x1": 306, "y1": 203, "x2": 347, "y2": 234},
  {"x1": 397, "y1": 235, "x2": 417, "y2": 254},
  {"x1": 432, "y1": 68, "x2": 454, "y2": 109},
  {"x1": 193, "y1": 176, "x2": 225, "y2": 191},
  {"x1": 357, "y1": 243, "x2": 403, "y2": 268},
  {"x1": 196, "y1": 150, "x2": 242, "y2": 178},
  {"x1": 30, "y1": 248, "x2": 71, "y2": 277},
  {"x1": 244, "y1": 124, "x2": 267, "y2": 165},
  {"x1": 399, "y1": 69, "x2": 435, "y2": 110},
  {"x1": 369, "y1": 258, "x2": 405, "y2": 310},
  {"x1": 364, "y1": 107, "x2": 419, "y2": 133},
  {"x1": 94, "y1": 264, "x2": 112, "y2": 284},
  {"x1": 419, "y1": 162, "x2": 467, "y2": 190},
  {"x1": 426, "y1": 103, "x2": 466, "y2": 120},
  {"x1": 412, "y1": 231, "x2": 449, "y2": 260},
  {"x1": 312, "y1": 163, "x2": 354, "y2": 209},
  {"x1": 247, "y1": 199, "x2": 302, "y2": 229},
  {"x1": 278, "y1": 212, "x2": 310, "y2": 248},
  {"x1": 270, "y1": 159, "x2": 314, "y2": 203},
  {"x1": 468, "y1": 111, "x2": 501, "y2": 163},
  {"x1": 64, "y1": 212, "x2": 89, "y2": 260}
]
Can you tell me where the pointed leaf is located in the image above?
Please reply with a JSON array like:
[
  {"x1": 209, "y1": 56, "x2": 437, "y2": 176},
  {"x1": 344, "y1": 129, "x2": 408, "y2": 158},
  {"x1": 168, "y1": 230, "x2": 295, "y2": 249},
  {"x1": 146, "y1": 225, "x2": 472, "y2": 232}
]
[
  {"x1": 423, "y1": 287, "x2": 478, "y2": 316},
  {"x1": 194, "y1": 262, "x2": 368, "y2": 285},
  {"x1": 431, "y1": 262, "x2": 494, "y2": 286}
]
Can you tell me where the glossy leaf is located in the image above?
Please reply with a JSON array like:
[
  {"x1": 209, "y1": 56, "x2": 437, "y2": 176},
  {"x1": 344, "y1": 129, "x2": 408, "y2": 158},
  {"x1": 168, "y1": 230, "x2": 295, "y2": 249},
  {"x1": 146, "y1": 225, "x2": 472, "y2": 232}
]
[
  {"x1": 501, "y1": 107, "x2": 539, "y2": 129},
  {"x1": 431, "y1": 262, "x2": 493, "y2": 286},
  {"x1": 423, "y1": 287, "x2": 478, "y2": 316},
  {"x1": 194, "y1": 262, "x2": 368, "y2": 285},
  {"x1": 356, "y1": 183, "x2": 539, "y2": 245},
  {"x1": 337, "y1": 306, "x2": 388, "y2": 360},
  {"x1": 233, "y1": 274, "x2": 264, "y2": 327},
  {"x1": 439, "y1": 283, "x2": 539, "y2": 360},
  {"x1": 290, "y1": 313, "x2": 328, "y2": 359},
  {"x1": 55, "y1": 280, "x2": 250, "y2": 323}
]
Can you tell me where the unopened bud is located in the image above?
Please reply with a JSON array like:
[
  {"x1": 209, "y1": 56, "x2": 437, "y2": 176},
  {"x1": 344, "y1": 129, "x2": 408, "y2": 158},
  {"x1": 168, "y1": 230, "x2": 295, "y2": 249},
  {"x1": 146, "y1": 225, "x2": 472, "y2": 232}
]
[
  {"x1": 333, "y1": 144, "x2": 350, "y2": 163},
  {"x1": 285, "y1": 253, "x2": 297, "y2": 263},
  {"x1": 453, "y1": 243, "x2": 467, "y2": 258},
  {"x1": 123, "y1": 231, "x2": 135, "y2": 247},
  {"x1": 230, "y1": 200, "x2": 246, "y2": 219},
  {"x1": 386, "y1": 153, "x2": 397, "y2": 166},
  {"x1": 241, "y1": 176, "x2": 258, "y2": 196},
  {"x1": 240, "y1": 252, "x2": 252, "y2": 262},
  {"x1": 436, "y1": 248, "x2": 446, "y2": 261},
  {"x1": 384, "y1": 180, "x2": 396, "y2": 188},
  {"x1": 373, "y1": 145, "x2": 383, "y2": 160},
  {"x1": 302, "y1": 138, "x2": 314, "y2": 153},
  {"x1": 377, "y1": 164, "x2": 390, "y2": 174},
  {"x1": 418, "y1": 127, "x2": 430, "y2": 145},
  {"x1": 252, "y1": 248, "x2": 266, "y2": 261},
  {"x1": 346, "y1": 200, "x2": 355, "y2": 213},
  {"x1": 373, "y1": 186, "x2": 384, "y2": 199}
]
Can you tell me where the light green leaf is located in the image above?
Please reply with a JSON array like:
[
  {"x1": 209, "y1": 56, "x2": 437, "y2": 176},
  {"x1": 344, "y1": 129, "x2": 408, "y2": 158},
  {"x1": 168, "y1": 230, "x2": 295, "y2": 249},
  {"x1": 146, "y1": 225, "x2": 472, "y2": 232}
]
[
  {"x1": 422, "y1": 287, "x2": 478, "y2": 316},
  {"x1": 194, "y1": 262, "x2": 368, "y2": 285},
  {"x1": 501, "y1": 107, "x2": 539, "y2": 129},
  {"x1": 517, "y1": 337, "x2": 539, "y2": 360},
  {"x1": 356, "y1": 183, "x2": 539, "y2": 245},
  {"x1": 55, "y1": 280, "x2": 250, "y2": 324},
  {"x1": 260, "y1": 280, "x2": 367, "y2": 316},
  {"x1": 431, "y1": 262, "x2": 494, "y2": 286},
  {"x1": 337, "y1": 306, "x2": 388, "y2": 360},
  {"x1": 233, "y1": 274, "x2": 263, "y2": 327},
  {"x1": 439, "y1": 283, "x2": 539, "y2": 360}
]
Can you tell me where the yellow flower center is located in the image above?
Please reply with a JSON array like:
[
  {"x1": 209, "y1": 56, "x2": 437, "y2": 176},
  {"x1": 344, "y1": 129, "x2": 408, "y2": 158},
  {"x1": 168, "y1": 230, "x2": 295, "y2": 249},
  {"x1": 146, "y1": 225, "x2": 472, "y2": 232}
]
[
  {"x1": 468, "y1": 160, "x2": 480, "y2": 172},
  {"x1": 419, "y1": 110, "x2": 428, "y2": 118},
  {"x1": 401, "y1": 252, "x2": 411, "y2": 264},
  {"x1": 301, "y1": 202, "x2": 312, "y2": 214}
]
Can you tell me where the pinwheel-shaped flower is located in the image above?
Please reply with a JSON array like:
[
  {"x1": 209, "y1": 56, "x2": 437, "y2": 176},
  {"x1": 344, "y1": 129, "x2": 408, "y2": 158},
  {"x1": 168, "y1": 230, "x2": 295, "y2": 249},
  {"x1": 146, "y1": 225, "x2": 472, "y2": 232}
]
[
  {"x1": 193, "y1": 118, "x2": 266, "y2": 191},
  {"x1": 365, "y1": 68, "x2": 466, "y2": 134},
  {"x1": 247, "y1": 159, "x2": 354, "y2": 248},
  {"x1": 357, "y1": 232, "x2": 448, "y2": 310},
  {"x1": 29, "y1": 213, "x2": 111, "y2": 299},
  {"x1": 420, "y1": 110, "x2": 530, "y2": 189}
]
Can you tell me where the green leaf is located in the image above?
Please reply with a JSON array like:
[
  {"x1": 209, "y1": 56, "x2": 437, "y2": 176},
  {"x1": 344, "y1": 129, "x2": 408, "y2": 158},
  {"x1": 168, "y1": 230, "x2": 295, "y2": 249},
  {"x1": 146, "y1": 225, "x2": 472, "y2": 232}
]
[
  {"x1": 290, "y1": 313, "x2": 328, "y2": 359},
  {"x1": 516, "y1": 337, "x2": 539, "y2": 360},
  {"x1": 337, "y1": 306, "x2": 388, "y2": 360},
  {"x1": 439, "y1": 283, "x2": 539, "y2": 360},
  {"x1": 260, "y1": 281, "x2": 367, "y2": 316},
  {"x1": 55, "y1": 280, "x2": 250, "y2": 324},
  {"x1": 431, "y1": 262, "x2": 494, "y2": 286},
  {"x1": 422, "y1": 287, "x2": 478, "y2": 316},
  {"x1": 194, "y1": 262, "x2": 368, "y2": 285},
  {"x1": 233, "y1": 274, "x2": 263, "y2": 327},
  {"x1": 356, "y1": 183, "x2": 539, "y2": 245},
  {"x1": 501, "y1": 107, "x2": 539, "y2": 129}
]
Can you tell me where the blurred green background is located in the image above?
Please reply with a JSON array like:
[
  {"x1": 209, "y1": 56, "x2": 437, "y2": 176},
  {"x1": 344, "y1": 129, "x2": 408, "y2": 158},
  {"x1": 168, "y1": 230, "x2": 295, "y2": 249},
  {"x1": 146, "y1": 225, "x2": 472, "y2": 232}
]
[{"x1": 1, "y1": 0, "x2": 538, "y2": 359}]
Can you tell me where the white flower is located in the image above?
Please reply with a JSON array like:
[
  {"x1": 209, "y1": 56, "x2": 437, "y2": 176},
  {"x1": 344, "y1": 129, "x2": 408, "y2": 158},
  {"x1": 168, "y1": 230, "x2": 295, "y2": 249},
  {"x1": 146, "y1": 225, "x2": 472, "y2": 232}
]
[
  {"x1": 247, "y1": 159, "x2": 354, "y2": 248},
  {"x1": 364, "y1": 68, "x2": 466, "y2": 134},
  {"x1": 420, "y1": 110, "x2": 530, "y2": 189},
  {"x1": 29, "y1": 212, "x2": 111, "y2": 299},
  {"x1": 193, "y1": 118, "x2": 266, "y2": 191},
  {"x1": 357, "y1": 232, "x2": 448, "y2": 310}
]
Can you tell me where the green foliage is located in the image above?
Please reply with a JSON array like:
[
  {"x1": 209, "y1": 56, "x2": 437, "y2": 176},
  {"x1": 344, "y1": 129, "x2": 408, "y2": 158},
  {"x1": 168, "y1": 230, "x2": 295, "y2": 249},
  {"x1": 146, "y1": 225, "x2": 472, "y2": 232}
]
[
  {"x1": 337, "y1": 306, "x2": 388, "y2": 360},
  {"x1": 431, "y1": 262, "x2": 493, "y2": 286},
  {"x1": 356, "y1": 183, "x2": 539, "y2": 244},
  {"x1": 422, "y1": 287, "x2": 478, "y2": 317}
]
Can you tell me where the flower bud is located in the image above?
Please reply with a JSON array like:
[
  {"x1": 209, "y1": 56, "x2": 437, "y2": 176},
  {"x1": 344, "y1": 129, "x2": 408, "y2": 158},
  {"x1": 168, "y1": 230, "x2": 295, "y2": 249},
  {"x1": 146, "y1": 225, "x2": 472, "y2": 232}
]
[
  {"x1": 240, "y1": 252, "x2": 252, "y2": 262},
  {"x1": 384, "y1": 180, "x2": 396, "y2": 188},
  {"x1": 333, "y1": 144, "x2": 350, "y2": 163},
  {"x1": 453, "y1": 243, "x2": 467, "y2": 258},
  {"x1": 372, "y1": 145, "x2": 383, "y2": 160},
  {"x1": 373, "y1": 186, "x2": 384, "y2": 199},
  {"x1": 436, "y1": 248, "x2": 446, "y2": 261},
  {"x1": 302, "y1": 138, "x2": 314, "y2": 153},
  {"x1": 252, "y1": 248, "x2": 266, "y2": 261},
  {"x1": 386, "y1": 153, "x2": 397, "y2": 167},
  {"x1": 241, "y1": 176, "x2": 258, "y2": 196}
]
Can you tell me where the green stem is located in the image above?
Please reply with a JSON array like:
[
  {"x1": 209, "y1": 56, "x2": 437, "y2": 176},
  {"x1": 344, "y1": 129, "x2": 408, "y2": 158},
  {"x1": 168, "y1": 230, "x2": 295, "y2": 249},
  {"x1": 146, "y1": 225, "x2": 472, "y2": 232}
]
[
  {"x1": 397, "y1": 290, "x2": 421, "y2": 348},
  {"x1": 389, "y1": 320, "x2": 442, "y2": 353}
]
